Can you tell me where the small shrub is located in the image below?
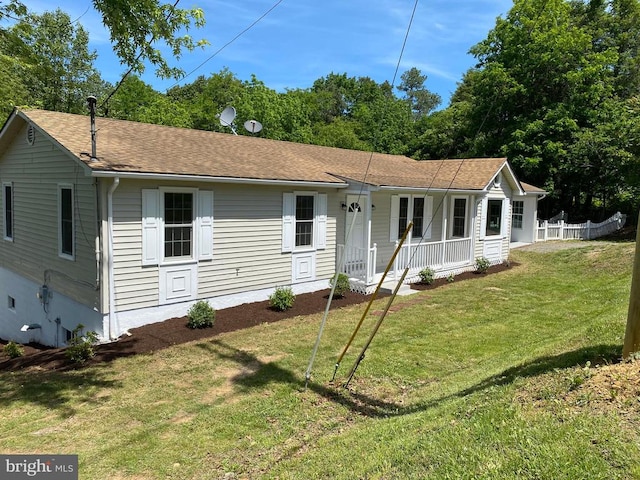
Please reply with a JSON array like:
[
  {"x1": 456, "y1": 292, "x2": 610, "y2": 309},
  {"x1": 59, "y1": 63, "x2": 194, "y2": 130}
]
[
  {"x1": 447, "y1": 273, "x2": 455, "y2": 283},
  {"x1": 418, "y1": 267, "x2": 435, "y2": 285},
  {"x1": 3, "y1": 341, "x2": 24, "y2": 358},
  {"x1": 330, "y1": 273, "x2": 350, "y2": 298},
  {"x1": 65, "y1": 324, "x2": 99, "y2": 364},
  {"x1": 269, "y1": 286, "x2": 295, "y2": 311},
  {"x1": 187, "y1": 300, "x2": 216, "y2": 329},
  {"x1": 475, "y1": 257, "x2": 491, "y2": 274}
]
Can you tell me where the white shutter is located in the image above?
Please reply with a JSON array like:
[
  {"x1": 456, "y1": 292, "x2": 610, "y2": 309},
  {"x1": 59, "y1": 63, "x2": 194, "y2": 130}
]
[
  {"x1": 142, "y1": 189, "x2": 160, "y2": 266},
  {"x1": 316, "y1": 193, "x2": 327, "y2": 250},
  {"x1": 198, "y1": 190, "x2": 214, "y2": 260},
  {"x1": 501, "y1": 198, "x2": 509, "y2": 237},
  {"x1": 479, "y1": 197, "x2": 488, "y2": 240},
  {"x1": 390, "y1": 195, "x2": 399, "y2": 242},
  {"x1": 282, "y1": 192, "x2": 294, "y2": 252},
  {"x1": 423, "y1": 196, "x2": 433, "y2": 240}
]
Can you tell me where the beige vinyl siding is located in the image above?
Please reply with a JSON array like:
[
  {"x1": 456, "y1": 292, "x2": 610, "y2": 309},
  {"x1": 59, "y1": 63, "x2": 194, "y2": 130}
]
[
  {"x1": 110, "y1": 181, "x2": 338, "y2": 310},
  {"x1": 0, "y1": 124, "x2": 99, "y2": 308},
  {"x1": 199, "y1": 184, "x2": 337, "y2": 298},
  {"x1": 111, "y1": 182, "x2": 158, "y2": 310}
]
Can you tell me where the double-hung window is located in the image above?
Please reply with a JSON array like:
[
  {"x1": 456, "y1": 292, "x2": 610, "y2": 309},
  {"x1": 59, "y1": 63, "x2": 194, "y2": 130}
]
[
  {"x1": 58, "y1": 184, "x2": 74, "y2": 259},
  {"x1": 164, "y1": 191, "x2": 193, "y2": 260},
  {"x1": 141, "y1": 188, "x2": 214, "y2": 266},
  {"x1": 3, "y1": 182, "x2": 13, "y2": 241},
  {"x1": 451, "y1": 197, "x2": 467, "y2": 238},
  {"x1": 512, "y1": 200, "x2": 524, "y2": 229},
  {"x1": 391, "y1": 195, "x2": 432, "y2": 242},
  {"x1": 282, "y1": 192, "x2": 327, "y2": 253},
  {"x1": 295, "y1": 194, "x2": 315, "y2": 248}
]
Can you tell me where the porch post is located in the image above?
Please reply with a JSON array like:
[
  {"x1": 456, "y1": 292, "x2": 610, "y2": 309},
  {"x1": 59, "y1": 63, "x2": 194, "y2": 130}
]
[
  {"x1": 441, "y1": 195, "x2": 448, "y2": 266},
  {"x1": 470, "y1": 195, "x2": 476, "y2": 263}
]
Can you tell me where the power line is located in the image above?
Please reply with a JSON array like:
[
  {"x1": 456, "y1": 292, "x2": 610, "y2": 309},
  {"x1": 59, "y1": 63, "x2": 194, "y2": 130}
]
[{"x1": 164, "y1": 0, "x2": 284, "y2": 92}]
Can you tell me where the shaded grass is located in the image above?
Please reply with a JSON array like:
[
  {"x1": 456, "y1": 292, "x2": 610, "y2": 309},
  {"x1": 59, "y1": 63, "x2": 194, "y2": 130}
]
[{"x1": 0, "y1": 241, "x2": 638, "y2": 479}]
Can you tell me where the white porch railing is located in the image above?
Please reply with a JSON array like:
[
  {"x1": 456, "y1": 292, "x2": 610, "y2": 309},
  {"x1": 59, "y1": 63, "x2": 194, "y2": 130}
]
[
  {"x1": 394, "y1": 238, "x2": 473, "y2": 280},
  {"x1": 536, "y1": 212, "x2": 626, "y2": 242},
  {"x1": 337, "y1": 243, "x2": 377, "y2": 284},
  {"x1": 338, "y1": 237, "x2": 473, "y2": 286}
]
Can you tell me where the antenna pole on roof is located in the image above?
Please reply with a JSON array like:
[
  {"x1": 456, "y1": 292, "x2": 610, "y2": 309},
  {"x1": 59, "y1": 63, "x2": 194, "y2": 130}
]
[{"x1": 87, "y1": 96, "x2": 97, "y2": 161}]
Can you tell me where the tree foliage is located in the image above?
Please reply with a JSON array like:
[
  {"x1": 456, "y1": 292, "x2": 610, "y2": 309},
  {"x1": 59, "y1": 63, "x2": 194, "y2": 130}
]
[
  {"x1": 1, "y1": 8, "x2": 108, "y2": 115},
  {"x1": 412, "y1": 0, "x2": 640, "y2": 219}
]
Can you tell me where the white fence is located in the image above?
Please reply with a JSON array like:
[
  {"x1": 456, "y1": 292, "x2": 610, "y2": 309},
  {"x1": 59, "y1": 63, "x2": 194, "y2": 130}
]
[{"x1": 537, "y1": 211, "x2": 626, "y2": 242}]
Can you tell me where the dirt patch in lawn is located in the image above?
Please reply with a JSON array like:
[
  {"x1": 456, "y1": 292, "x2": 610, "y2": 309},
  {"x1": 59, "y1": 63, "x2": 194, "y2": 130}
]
[{"x1": 1, "y1": 262, "x2": 515, "y2": 372}]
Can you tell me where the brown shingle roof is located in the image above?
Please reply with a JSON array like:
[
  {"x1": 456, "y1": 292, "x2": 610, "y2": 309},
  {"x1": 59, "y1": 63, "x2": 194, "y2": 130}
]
[{"x1": 14, "y1": 109, "x2": 524, "y2": 191}]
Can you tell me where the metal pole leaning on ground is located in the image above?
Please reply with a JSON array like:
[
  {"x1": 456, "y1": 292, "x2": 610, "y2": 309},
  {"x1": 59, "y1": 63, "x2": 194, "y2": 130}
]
[
  {"x1": 304, "y1": 208, "x2": 360, "y2": 389},
  {"x1": 331, "y1": 222, "x2": 413, "y2": 383},
  {"x1": 343, "y1": 266, "x2": 410, "y2": 388},
  {"x1": 623, "y1": 209, "x2": 640, "y2": 359}
]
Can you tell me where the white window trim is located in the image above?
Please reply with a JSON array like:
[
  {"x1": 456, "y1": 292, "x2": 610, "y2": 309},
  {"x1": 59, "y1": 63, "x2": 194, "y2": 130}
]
[
  {"x1": 390, "y1": 194, "x2": 433, "y2": 242},
  {"x1": 512, "y1": 200, "x2": 524, "y2": 230},
  {"x1": 282, "y1": 191, "x2": 327, "y2": 253},
  {"x1": 449, "y1": 195, "x2": 469, "y2": 238},
  {"x1": 480, "y1": 196, "x2": 508, "y2": 239},
  {"x1": 159, "y1": 186, "x2": 198, "y2": 265},
  {"x1": 142, "y1": 188, "x2": 214, "y2": 267},
  {"x1": 294, "y1": 191, "x2": 317, "y2": 252},
  {"x1": 3, "y1": 181, "x2": 13, "y2": 242},
  {"x1": 58, "y1": 183, "x2": 75, "y2": 260}
]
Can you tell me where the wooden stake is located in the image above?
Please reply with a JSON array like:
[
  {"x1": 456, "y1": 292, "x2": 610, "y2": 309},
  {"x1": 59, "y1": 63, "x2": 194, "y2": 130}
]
[{"x1": 623, "y1": 210, "x2": 640, "y2": 359}]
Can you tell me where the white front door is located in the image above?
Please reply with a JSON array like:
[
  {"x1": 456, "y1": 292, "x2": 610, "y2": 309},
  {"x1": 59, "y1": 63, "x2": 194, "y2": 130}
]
[{"x1": 345, "y1": 195, "x2": 366, "y2": 250}]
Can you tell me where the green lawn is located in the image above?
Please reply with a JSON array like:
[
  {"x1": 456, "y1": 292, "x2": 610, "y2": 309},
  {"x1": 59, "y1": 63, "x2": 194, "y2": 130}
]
[{"x1": 1, "y1": 241, "x2": 639, "y2": 479}]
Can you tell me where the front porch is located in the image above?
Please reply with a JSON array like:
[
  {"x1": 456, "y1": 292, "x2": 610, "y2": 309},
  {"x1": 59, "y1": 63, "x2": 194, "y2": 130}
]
[{"x1": 337, "y1": 237, "x2": 476, "y2": 294}]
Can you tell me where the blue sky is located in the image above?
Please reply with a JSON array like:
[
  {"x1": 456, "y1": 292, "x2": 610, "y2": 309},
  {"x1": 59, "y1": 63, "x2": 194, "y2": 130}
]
[{"x1": 27, "y1": 0, "x2": 513, "y2": 107}]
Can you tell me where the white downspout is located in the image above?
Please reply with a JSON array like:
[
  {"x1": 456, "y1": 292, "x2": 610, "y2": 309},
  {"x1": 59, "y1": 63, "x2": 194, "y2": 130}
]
[{"x1": 107, "y1": 177, "x2": 120, "y2": 340}]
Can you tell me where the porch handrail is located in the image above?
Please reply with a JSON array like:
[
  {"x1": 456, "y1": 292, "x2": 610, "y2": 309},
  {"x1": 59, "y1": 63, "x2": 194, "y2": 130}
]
[{"x1": 394, "y1": 237, "x2": 473, "y2": 279}]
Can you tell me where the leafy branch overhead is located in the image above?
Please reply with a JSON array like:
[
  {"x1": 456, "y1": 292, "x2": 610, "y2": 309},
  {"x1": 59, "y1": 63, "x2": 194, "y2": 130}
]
[{"x1": 92, "y1": 0, "x2": 208, "y2": 79}]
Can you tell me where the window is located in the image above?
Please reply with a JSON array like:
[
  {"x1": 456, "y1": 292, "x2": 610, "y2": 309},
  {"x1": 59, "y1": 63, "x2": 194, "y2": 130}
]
[
  {"x1": 412, "y1": 197, "x2": 425, "y2": 238},
  {"x1": 486, "y1": 199, "x2": 503, "y2": 236},
  {"x1": 3, "y1": 182, "x2": 13, "y2": 240},
  {"x1": 58, "y1": 185, "x2": 74, "y2": 258},
  {"x1": 397, "y1": 197, "x2": 409, "y2": 239},
  {"x1": 8, "y1": 296, "x2": 15, "y2": 310},
  {"x1": 164, "y1": 192, "x2": 193, "y2": 259},
  {"x1": 282, "y1": 192, "x2": 327, "y2": 253},
  {"x1": 452, "y1": 198, "x2": 467, "y2": 238},
  {"x1": 295, "y1": 194, "x2": 314, "y2": 248},
  {"x1": 391, "y1": 195, "x2": 432, "y2": 241},
  {"x1": 512, "y1": 200, "x2": 524, "y2": 230},
  {"x1": 142, "y1": 188, "x2": 213, "y2": 267}
]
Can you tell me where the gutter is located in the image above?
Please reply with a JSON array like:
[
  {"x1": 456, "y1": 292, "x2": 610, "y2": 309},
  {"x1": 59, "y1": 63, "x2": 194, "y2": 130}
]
[
  {"x1": 107, "y1": 177, "x2": 120, "y2": 340},
  {"x1": 91, "y1": 170, "x2": 348, "y2": 189}
]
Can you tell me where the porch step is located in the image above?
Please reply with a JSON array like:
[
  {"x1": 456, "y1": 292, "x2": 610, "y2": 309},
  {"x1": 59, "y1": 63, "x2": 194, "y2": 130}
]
[{"x1": 380, "y1": 280, "x2": 416, "y2": 296}]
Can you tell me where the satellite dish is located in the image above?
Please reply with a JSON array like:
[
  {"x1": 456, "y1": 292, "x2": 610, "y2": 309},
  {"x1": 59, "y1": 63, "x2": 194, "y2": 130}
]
[
  {"x1": 243, "y1": 119, "x2": 263, "y2": 134},
  {"x1": 218, "y1": 106, "x2": 237, "y2": 135}
]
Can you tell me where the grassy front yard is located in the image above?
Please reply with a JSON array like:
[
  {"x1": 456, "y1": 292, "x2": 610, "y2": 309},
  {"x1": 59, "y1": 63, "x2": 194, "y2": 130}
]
[{"x1": 1, "y1": 241, "x2": 639, "y2": 479}]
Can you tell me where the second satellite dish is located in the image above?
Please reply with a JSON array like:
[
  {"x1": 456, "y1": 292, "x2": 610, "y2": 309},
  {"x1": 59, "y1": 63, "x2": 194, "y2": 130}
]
[{"x1": 244, "y1": 119, "x2": 263, "y2": 134}]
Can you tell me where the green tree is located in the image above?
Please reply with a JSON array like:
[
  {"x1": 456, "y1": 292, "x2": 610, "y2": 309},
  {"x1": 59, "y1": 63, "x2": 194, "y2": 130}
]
[
  {"x1": 5, "y1": 9, "x2": 107, "y2": 113},
  {"x1": 417, "y1": 0, "x2": 640, "y2": 218},
  {"x1": 92, "y1": 0, "x2": 207, "y2": 79},
  {"x1": 397, "y1": 67, "x2": 441, "y2": 119}
]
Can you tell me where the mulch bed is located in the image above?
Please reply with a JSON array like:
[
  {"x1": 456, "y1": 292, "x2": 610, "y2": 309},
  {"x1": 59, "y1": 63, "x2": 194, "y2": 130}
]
[{"x1": 0, "y1": 262, "x2": 514, "y2": 372}]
